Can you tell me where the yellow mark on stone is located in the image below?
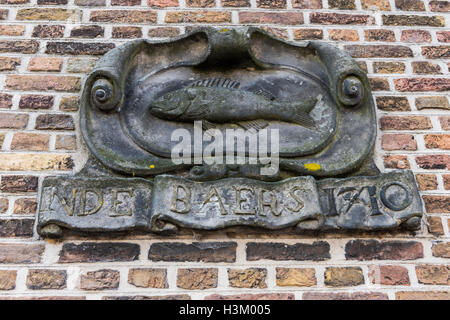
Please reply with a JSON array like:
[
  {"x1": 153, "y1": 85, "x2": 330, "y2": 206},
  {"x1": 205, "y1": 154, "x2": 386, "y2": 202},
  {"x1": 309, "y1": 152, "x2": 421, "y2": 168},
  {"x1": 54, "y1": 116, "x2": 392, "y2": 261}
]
[
  {"x1": 304, "y1": 163, "x2": 321, "y2": 171},
  {"x1": 149, "y1": 164, "x2": 155, "y2": 169},
  {"x1": 220, "y1": 28, "x2": 229, "y2": 32}
]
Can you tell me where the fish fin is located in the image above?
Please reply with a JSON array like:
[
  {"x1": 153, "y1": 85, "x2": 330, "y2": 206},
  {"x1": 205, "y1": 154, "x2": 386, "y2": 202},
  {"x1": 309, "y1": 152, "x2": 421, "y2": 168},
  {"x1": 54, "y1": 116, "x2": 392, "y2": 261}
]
[
  {"x1": 291, "y1": 113, "x2": 316, "y2": 129},
  {"x1": 238, "y1": 120, "x2": 269, "y2": 131},
  {"x1": 252, "y1": 88, "x2": 276, "y2": 101},
  {"x1": 190, "y1": 78, "x2": 240, "y2": 89}
]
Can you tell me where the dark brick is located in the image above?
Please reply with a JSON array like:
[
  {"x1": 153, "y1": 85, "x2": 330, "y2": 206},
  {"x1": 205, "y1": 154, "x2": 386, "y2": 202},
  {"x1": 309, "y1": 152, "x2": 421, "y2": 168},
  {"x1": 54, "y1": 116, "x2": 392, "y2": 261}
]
[
  {"x1": 310, "y1": 13, "x2": 373, "y2": 25},
  {"x1": 0, "y1": 219, "x2": 34, "y2": 237},
  {"x1": 395, "y1": 78, "x2": 450, "y2": 92},
  {"x1": 364, "y1": 29, "x2": 395, "y2": 42},
  {"x1": 112, "y1": 26, "x2": 142, "y2": 38},
  {"x1": 395, "y1": 0, "x2": 425, "y2": 11},
  {"x1": 329, "y1": 0, "x2": 356, "y2": 9},
  {"x1": 70, "y1": 25, "x2": 104, "y2": 38},
  {"x1": 59, "y1": 242, "x2": 140, "y2": 263},
  {"x1": 46, "y1": 42, "x2": 114, "y2": 55},
  {"x1": 246, "y1": 242, "x2": 330, "y2": 261},
  {"x1": 422, "y1": 46, "x2": 450, "y2": 59},
  {"x1": 0, "y1": 93, "x2": 13, "y2": 109},
  {"x1": 19, "y1": 94, "x2": 54, "y2": 110},
  {"x1": 1, "y1": 175, "x2": 38, "y2": 193},
  {"x1": 383, "y1": 14, "x2": 445, "y2": 27},
  {"x1": 149, "y1": 242, "x2": 236, "y2": 262},
  {"x1": 345, "y1": 240, "x2": 424, "y2": 260},
  {"x1": 32, "y1": 25, "x2": 65, "y2": 38},
  {"x1": 0, "y1": 40, "x2": 39, "y2": 54},
  {"x1": 35, "y1": 114, "x2": 75, "y2": 130},
  {"x1": 257, "y1": 0, "x2": 285, "y2": 8}
]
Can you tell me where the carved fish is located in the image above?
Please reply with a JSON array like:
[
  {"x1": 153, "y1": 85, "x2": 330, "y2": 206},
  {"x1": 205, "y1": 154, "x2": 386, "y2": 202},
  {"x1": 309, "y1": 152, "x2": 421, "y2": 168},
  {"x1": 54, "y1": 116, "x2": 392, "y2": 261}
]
[{"x1": 149, "y1": 78, "x2": 317, "y2": 130}]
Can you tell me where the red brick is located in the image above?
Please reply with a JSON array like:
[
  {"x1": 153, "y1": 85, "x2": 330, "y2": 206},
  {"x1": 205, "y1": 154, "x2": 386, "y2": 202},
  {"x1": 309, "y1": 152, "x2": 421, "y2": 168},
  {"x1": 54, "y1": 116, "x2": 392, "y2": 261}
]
[
  {"x1": 16, "y1": 8, "x2": 80, "y2": 21},
  {"x1": 345, "y1": 45, "x2": 412, "y2": 58},
  {"x1": 369, "y1": 265, "x2": 410, "y2": 285},
  {"x1": 0, "y1": 25, "x2": 25, "y2": 36},
  {"x1": 380, "y1": 116, "x2": 432, "y2": 130},
  {"x1": 381, "y1": 134, "x2": 417, "y2": 151},
  {"x1": 0, "y1": 113, "x2": 29, "y2": 129},
  {"x1": 186, "y1": 0, "x2": 215, "y2": 7},
  {"x1": 429, "y1": 0, "x2": 450, "y2": 11},
  {"x1": 28, "y1": 57, "x2": 62, "y2": 72},
  {"x1": 11, "y1": 133, "x2": 49, "y2": 151},
  {"x1": 422, "y1": 195, "x2": 450, "y2": 212},
  {"x1": 239, "y1": 12, "x2": 303, "y2": 25},
  {"x1": 424, "y1": 134, "x2": 450, "y2": 150},
  {"x1": 384, "y1": 155, "x2": 410, "y2": 169},
  {"x1": 6, "y1": 75, "x2": 80, "y2": 92},
  {"x1": 395, "y1": 78, "x2": 450, "y2": 92},
  {"x1": 0, "y1": 198, "x2": 7, "y2": 213},
  {"x1": 206, "y1": 293, "x2": 294, "y2": 300},
  {"x1": 0, "y1": 94, "x2": 12, "y2": 109},
  {"x1": 396, "y1": 291, "x2": 450, "y2": 300},
  {"x1": 303, "y1": 292, "x2": 388, "y2": 300},
  {"x1": 437, "y1": 31, "x2": 450, "y2": 43},
  {"x1": 0, "y1": 270, "x2": 16, "y2": 290},
  {"x1": 147, "y1": 0, "x2": 178, "y2": 6},
  {"x1": 401, "y1": 30, "x2": 431, "y2": 43},
  {"x1": 443, "y1": 174, "x2": 450, "y2": 189},
  {"x1": 361, "y1": 0, "x2": 391, "y2": 10},
  {"x1": 416, "y1": 155, "x2": 450, "y2": 169},
  {"x1": 415, "y1": 173, "x2": 437, "y2": 190},
  {"x1": 440, "y1": 116, "x2": 450, "y2": 130},
  {"x1": 128, "y1": 268, "x2": 168, "y2": 288}
]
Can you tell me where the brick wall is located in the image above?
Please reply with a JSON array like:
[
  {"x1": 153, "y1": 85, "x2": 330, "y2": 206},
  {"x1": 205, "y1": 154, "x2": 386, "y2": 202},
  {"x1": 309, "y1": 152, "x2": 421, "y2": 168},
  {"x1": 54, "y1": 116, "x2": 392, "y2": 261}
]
[{"x1": 0, "y1": 0, "x2": 449, "y2": 300}]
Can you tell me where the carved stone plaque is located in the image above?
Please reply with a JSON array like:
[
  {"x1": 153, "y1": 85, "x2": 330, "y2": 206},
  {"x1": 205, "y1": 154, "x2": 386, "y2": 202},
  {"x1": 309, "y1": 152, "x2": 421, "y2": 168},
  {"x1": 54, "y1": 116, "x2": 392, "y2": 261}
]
[{"x1": 37, "y1": 27, "x2": 423, "y2": 238}]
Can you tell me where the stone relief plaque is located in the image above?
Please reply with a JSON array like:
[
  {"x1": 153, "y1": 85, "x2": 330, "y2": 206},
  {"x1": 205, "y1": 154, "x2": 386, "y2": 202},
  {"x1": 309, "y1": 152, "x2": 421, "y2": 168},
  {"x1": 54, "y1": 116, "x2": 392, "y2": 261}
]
[{"x1": 37, "y1": 27, "x2": 423, "y2": 238}]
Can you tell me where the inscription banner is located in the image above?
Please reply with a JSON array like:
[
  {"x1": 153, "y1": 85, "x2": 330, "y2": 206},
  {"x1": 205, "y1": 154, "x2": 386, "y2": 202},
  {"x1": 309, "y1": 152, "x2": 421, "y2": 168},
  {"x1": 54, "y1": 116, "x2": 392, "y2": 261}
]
[{"x1": 37, "y1": 171, "x2": 423, "y2": 237}]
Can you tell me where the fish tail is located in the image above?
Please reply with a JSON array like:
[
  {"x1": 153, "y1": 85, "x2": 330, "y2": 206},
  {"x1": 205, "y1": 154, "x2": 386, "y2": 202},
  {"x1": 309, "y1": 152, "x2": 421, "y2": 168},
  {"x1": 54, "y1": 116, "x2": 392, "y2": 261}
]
[{"x1": 291, "y1": 112, "x2": 316, "y2": 129}]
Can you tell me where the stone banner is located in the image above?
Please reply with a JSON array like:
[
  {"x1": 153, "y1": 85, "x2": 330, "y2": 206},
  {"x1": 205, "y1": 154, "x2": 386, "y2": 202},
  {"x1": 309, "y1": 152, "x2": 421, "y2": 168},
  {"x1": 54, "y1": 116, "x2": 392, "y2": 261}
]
[{"x1": 37, "y1": 171, "x2": 423, "y2": 237}]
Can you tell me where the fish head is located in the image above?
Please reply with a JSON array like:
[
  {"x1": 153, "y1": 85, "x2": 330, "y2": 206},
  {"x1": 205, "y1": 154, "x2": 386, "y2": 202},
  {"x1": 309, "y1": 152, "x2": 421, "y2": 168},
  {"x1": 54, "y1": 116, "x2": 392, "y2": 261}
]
[{"x1": 149, "y1": 90, "x2": 193, "y2": 120}]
